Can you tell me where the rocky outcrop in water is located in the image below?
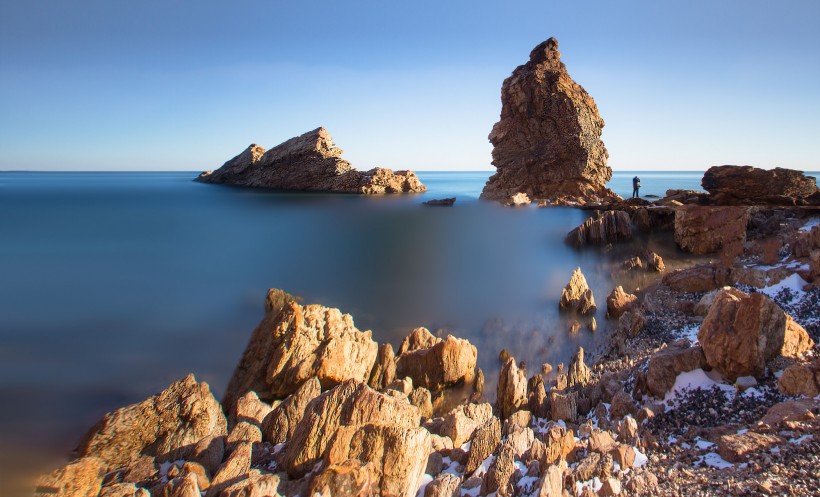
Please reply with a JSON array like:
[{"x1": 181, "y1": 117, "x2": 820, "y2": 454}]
[
  {"x1": 702, "y1": 165, "x2": 818, "y2": 205},
  {"x1": 559, "y1": 267, "x2": 597, "y2": 315},
  {"x1": 197, "y1": 128, "x2": 426, "y2": 194},
  {"x1": 566, "y1": 210, "x2": 632, "y2": 247},
  {"x1": 480, "y1": 37, "x2": 618, "y2": 204}
]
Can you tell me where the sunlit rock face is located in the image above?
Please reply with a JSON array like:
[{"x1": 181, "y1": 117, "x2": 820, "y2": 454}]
[{"x1": 481, "y1": 37, "x2": 618, "y2": 204}]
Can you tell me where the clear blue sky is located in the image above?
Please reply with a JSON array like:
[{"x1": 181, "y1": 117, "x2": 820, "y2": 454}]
[{"x1": 1, "y1": 1, "x2": 818, "y2": 171}]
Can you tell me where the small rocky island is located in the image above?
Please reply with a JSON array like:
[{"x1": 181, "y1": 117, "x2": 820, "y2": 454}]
[
  {"x1": 197, "y1": 127, "x2": 426, "y2": 194},
  {"x1": 481, "y1": 38, "x2": 619, "y2": 205}
]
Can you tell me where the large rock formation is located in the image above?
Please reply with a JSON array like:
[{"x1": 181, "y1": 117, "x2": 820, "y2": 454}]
[
  {"x1": 197, "y1": 127, "x2": 426, "y2": 194},
  {"x1": 565, "y1": 210, "x2": 632, "y2": 247},
  {"x1": 223, "y1": 289, "x2": 379, "y2": 409},
  {"x1": 674, "y1": 205, "x2": 749, "y2": 255},
  {"x1": 702, "y1": 165, "x2": 818, "y2": 205},
  {"x1": 480, "y1": 37, "x2": 617, "y2": 203}
]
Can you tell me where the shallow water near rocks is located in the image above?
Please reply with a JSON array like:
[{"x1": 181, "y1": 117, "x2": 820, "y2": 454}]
[{"x1": 0, "y1": 170, "x2": 729, "y2": 458}]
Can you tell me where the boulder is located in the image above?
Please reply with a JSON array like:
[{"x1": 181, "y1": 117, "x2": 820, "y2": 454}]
[
  {"x1": 566, "y1": 211, "x2": 632, "y2": 247},
  {"x1": 76, "y1": 374, "x2": 227, "y2": 471},
  {"x1": 505, "y1": 192, "x2": 532, "y2": 206},
  {"x1": 439, "y1": 402, "x2": 493, "y2": 447},
  {"x1": 760, "y1": 398, "x2": 820, "y2": 426},
  {"x1": 646, "y1": 342, "x2": 708, "y2": 398},
  {"x1": 368, "y1": 343, "x2": 396, "y2": 391},
  {"x1": 34, "y1": 457, "x2": 106, "y2": 497},
  {"x1": 209, "y1": 442, "x2": 251, "y2": 496},
  {"x1": 605, "y1": 286, "x2": 636, "y2": 319},
  {"x1": 698, "y1": 289, "x2": 814, "y2": 380},
  {"x1": 464, "y1": 417, "x2": 502, "y2": 474},
  {"x1": 480, "y1": 37, "x2": 617, "y2": 203},
  {"x1": 777, "y1": 360, "x2": 820, "y2": 397},
  {"x1": 309, "y1": 460, "x2": 377, "y2": 497},
  {"x1": 702, "y1": 165, "x2": 818, "y2": 205},
  {"x1": 158, "y1": 473, "x2": 200, "y2": 497},
  {"x1": 231, "y1": 391, "x2": 273, "y2": 428},
  {"x1": 674, "y1": 205, "x2": 749, "y2": 255},
  {"x1": 480, "y1": 437, "x2": 517, "y2": 496},
  {"x1": 537, "y1": 463, "x2": 565, "y2": 497},
  {"x1": 324, "y1": 424, "x2": 431, "y2": 497},
  {"x1": 197, "y1": 127, "x2": 426, "y2": 194},
  {"x1": 497, "y1": 357, "x2": 528, "y2": 419},
  {"x1": 395, "y1": 331, "x2": 478, "y2": 394},
  {"x1": 532, "y1": 425, "x2": 576, "y2": 466},
  {"x1": 662, "y1": 264, "x2": 732, "y2": 293},
  {"x1": 409, "y1": 388, "x2": 434, "y2": 419},
  {"x1": 282, "y1": 380, "x2": 421, "y2": 477},
  {"x1": 262, "y1": 376, "x2": 322, "y2": 444},
  {"x1": 424, "y1": 473, "x2": 461, "y2": 497},
  {"x1": 559, "y1": 267, "x2": 597, "y2": 315},
  {"x1": 717, "y1": 432, "x2": 783, "y2": 463},
  {"x1": 694, "y1": 287, "x2": 746, "y2": 316},
  {"x1": 223, "y1": 292, "x2": 379, "y2": 407},
  {"x1": 550, "y1": 391, "x2": 577, "y2": 422},
  {"x1": 646, "y1": 252, "x2": 665, "y2": 272},
  {"x1": 567, "y1": 347, "x2": 592, "y2": 388},
  {"x1": 220, "y1": 470, "x2": 283, "y2": 497}
]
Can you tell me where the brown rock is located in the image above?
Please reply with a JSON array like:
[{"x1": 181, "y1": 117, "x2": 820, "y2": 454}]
[
  {"x1": 190, "y1": 434, "x2": 225, "y2": 476},
  {"x1": 76, "y1": 375, "x2": 226, "y2": 471},
  {"x1": 158, "y1": 473, "x2": 200, "y2": 497},
  {"x1": 717, "y1": 432, "x2": 782, "y2": 463},
  {"x1": 567, "y1": 347, "x2": 592, "y2": 388},
  {"x1": 617, "y1": 310, "x2": 645, "y2": 337},
  {"x1": 497, "y1": 357, "x2": 528, "y2": 419},
  {"x1": 605, "y1": 286, "x2": 636, "y2": 319},
  {"x1": 588, "y1": 431, "x2": 617, "y2": 455},
  {"x1": 534, "y1": 425, "x2": 576, "y2": 465},
  {"x1": 226, "y1": 421, "x2": 262, "y2": 452},
  {"x1": 663, "y1": 263, "x2": 733, "y2": 293},
  {"x1": 282, "y1": 380, "x2": 421, "y2": 477},
  {"x1": 674, "y1": 205, "x2": 749, "y2": 255},
  {"x1": 503, "y1": 410, "x2": 532, "y2": 436},
  {"x1": 324, "y1": 424, "x2": 431, "y2": 497},
  {"x1": 599, "y1": 477, "x2": 622, "y2": 496},
  {"x1": 559, "y1": 267, "x2": 597, "y2": 315},
  {"x1": 622, "y1": 256, "x2": 643, "y2": 272},
  {"x1": 702, "y1": 165, "x2": 818, "y2": 205},
  {"x1": 573, "y1": 452, "x2": 601, "y2": 482},
  {"x1": 367, "y1": 343, "x2": 396, "y2": 391},
  {"x1": 231, "y1": 391, "x2": 272, "y2": 429},
  {"x1": 35, "y1": 457, "x2": 106, "y2": 497},
  {"x1": 197, "y1": 127, "x2": 426, "y2": 194},
  {"x1": 465, "y1": 417, "x2": 502, "y2": 474},
  {"x1": 99, "y1": 483, "x2": 150, "y2": 497},
  {"x1": 180, "y1": 462, "x2": 210, "y2": 492},
  {"x1": 537, "y1": 463, "x2": 565, "y2": 497},
  {"x1": 424, "y1": 197, "x2": 456, "y2": 207},
  {"x1": 481, "y1": 37, "x2": 616, "y2": 203},
  {"x1": 777, "y1": 360, "x2": 820, "y2": 397},
  {"x1": 699, "y1": 289, "x2": 815, "y2": 380},
  {"x1": 647, "y1": 252, "x2": 665, "y2": 272},
  {"x1": 505, "y1": 192, "x2": 532, "y2": 206},
  {"x1": 424, "y1": 473, "x2": 461, "y2": 497},
  {"x1": 609, "y1": 390, "x2": 636, "y2": 420},
  {"x1": 440, "y1": 402, "x2": 493, "y2": 447},
  {"x1": 309, "y1": 460, "x2": 376, "y2": 497},
  {"x1": 646, "y1": 342, "x2": 708, "y2": 398},
  {"x1": 549, "y1": 390, "x2": 577, "y2": 422},
  {"x1": 209, "y1": 441, "x2": 252, "y2": 496},
  {"x1": 220, "y1": 470, "x2": 283, "y2": 497},
  {"x1": 760, "y1": 398, "x2": 820, "y2": 426},
  {"x1": 566, "y1": 211, "x2": 632, "y2": 247},
  {"x1": 618, "y1": 415, "x2": 639, "y2": 445},
  {"x1": 480, "y1": 438, "x2": 517, "y2": 496},
  {"x1": 527, "y1": 374, "x2": 549, "y2": 419},
  {"x1": 224, "y1": 294, "x2": 379, "y2": 405},
  {"x1": 610, "y1": 444, "x2": 636, "y2": 469},
  {"x1": 694, "y1": 286, "x2": 746, "y2": 316},
  {"x1": 409, "y1": 388, "x2": 434, "y2": 419},
  {"x1": 395, "y1": 332, "x2": 478, "y2": 393},
  {"x1": 262, "y1": 376, "x2": 322, "y2": 444}
]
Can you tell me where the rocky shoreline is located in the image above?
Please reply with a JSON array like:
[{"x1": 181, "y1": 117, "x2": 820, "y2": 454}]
[{"x1": 34, "y1": 172, "x2": 820, "y2": 496}]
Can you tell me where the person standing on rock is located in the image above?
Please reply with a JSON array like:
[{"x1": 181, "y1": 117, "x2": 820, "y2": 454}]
[{"x1": 632, "y1": 175, "x2": 641, "y2": 198}]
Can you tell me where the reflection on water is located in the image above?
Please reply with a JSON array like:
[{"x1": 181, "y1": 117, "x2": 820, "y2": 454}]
[{"x1": 0, "y1": 171, "x2": 690, "y2": 461}]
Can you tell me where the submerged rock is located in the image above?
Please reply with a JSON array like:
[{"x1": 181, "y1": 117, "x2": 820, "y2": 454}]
[
  {"x1": 702, "y1": 165, "x2": 818, "y2": 205},
  {"x1": 423, "y1": 197, "x2": 456, "y2": 206},
  {"x1": 559, "y1": 267, "x2": 597, "y2": 315},
  {"x1": 197, "y1": 127, "x2": 426, "y2": 194},
  {"x1": 480, "y1": 37, "x2": 618, "y2": 203}
]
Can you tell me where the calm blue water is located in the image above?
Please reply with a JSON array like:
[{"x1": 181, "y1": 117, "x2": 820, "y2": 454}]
[{"x1": 0, "y1": 170, "x2": 812, "y2": 457}]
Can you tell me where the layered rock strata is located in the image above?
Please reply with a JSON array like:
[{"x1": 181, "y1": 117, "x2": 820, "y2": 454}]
[
  {"x1": 197, "y1": 127, "x2": 426, "y2": 194},
  {"x1": 481, "y1": 37, "x2": 618, "y2": 204},
  {"x1": 702, "y1": 165, "x2": 818, "y2": 205}
]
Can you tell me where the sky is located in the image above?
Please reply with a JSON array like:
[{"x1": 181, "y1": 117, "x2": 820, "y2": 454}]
[{"x1": 1, "y1": 1, "x2": 818, "y2": 172}]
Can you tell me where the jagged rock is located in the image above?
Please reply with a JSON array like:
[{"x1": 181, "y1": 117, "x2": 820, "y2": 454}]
[
  {"x1": 232, "y1": 391, "x2": 273, "y2": 428},
  {"x1": 616, "y1": 309, "x2": 645, "y2": 337},
  {"x1": 100, "y1": 484, "x2": 151, "y2": 497},
  {"x1": 503, "y1": 410, "x2": 532, "y2": 436},
  {"x1": 35, "y1": 457, "x2": 106, "y2": 497},
  {"x1": 622, "y1": 256, "x2": 643, "y2": 272},
  {"x1": 532, "y1": 425, "x2": 576, "y2": 466},
  {"x1": 567, "y1": 347, "x2": 592, "y2": 388},
  {"x1": 75, "y1": 374, "x2": 227, "y2": 471},
  {"x1": 760, "y1": 398, "x2": 820, "y2": 426},
  {"x1": 588, "y1": 431, "x2": 617, "y2": 454},
  {"x1": 424, "y1": 473, "x2": 461, "y2": 497},
  {"x1": 574, "y1": 452, "x2": 601, "y2": 482},
  {"x1": 550, "y1": 390, "x2": 577, "y2": 422},
  {"x1": 698, "y1": 289, "x2": 815, "y2": 380},
  {"x1": 190, "y1": 434, "x2": 225, "y2": 475},
  {"x1": 662, "y1": 264, "x2": 732, "y2": 293},
  {"x1": 324, "y1": 424, "x2": 431, "y2": 497},
  {"x1": 180, "y1": 462, "x2": 209, "y2": 492},
  {"x1": 505, "y1": 192, "x2": 532, "y2": 206},
  {"x1": 480, "y1": 437, "x2": 517, "y2": 496},
  {"x1": 409, "y1": 388, "x2": 434, "y2": 418},
  {"x1": 618, "y1": 416, "x2": 639, "y2": 445},
  {"x1": 209, "y1": 442, "x2": 251, "y2": 496},
  {"x1": 398, "y1": 327, "x2": 440, "y2": 355},
  {"x1": 777, "y1": 360, "x2": 820, "y2": 397},
  {"x1": 537, "y1": 463, "x2": 565, "y2": 497},
  {"x1": 440, "y1": 402, "x2": 493, "y2": 447},
  {"x1": 693, "y1": 286, "x2": 746, "y2": 316},
  {"x1": 226, "y1": 419, "x2": 262, "y2": 451},
  {"x1": 527, "y1": 374, "x2": 549, "y2": 419},
  {"x1": 368, "y1": 343, "x2": 396, "y2": 391},
  {"x1": 791, "y1": 223, "x2": 820, "y2": 258},
  {"x1": 282, "y1": 380, "x2": 421, "y2": 477},
  {"x1": 309, "y1": 460, "x2": 377, "y2": 497},
  {"x1": 465, "y1": 417, "x2": 502, "y2": 474},
  {"x1": 559, "y1": 267, "x2": 597, "y2": 315},
  {"x1": 262, "y1": 376, "x2": 322, "y2": 444},
  {"x1": 158, "y1": 473, "x2": 200, "y2": 497},
  {"x1": 388, "y1": 376, "x2": 414, "y2": 396},
  {"x1": 646, "y1": 341, "x2": 708, "y2": 398},
  {"x1": 605, "y1": 286, "x2": 636, "y2": 318},
  {"x1": 566, "y1": 211, "x2": 632, "y2": 247},
  {"x1": 197, "y1": 127, "x2": 426, "y2": 194},
  {"x1": 599, "y1": 477, "x2": 622, "y2": 497},
  {"x1": 481, "y1": 37, "x2": 617, "y2": 203},
  {"x1": 717, "y1": 432, "x2": 783, "y2": 463},
  {"x1": 423, "y1": 197, "x2": 456, "y2": 206},
  {"x1": 220, "y1": 470, "x2": 282, "y2": 497},
  {"x1": 646, "y1": 252, "x2": 665, "y2": 272},
  {"x1": 223, "y1": 291, "x2": 379, "y2": 406},
  {"x1": 497, "y1": 357, "x2": 528, "y2": 419},
  {"x1": 674, "y1": 205, "x2": 749, "y2": 255},
  {"x1": 702, "y1": 165, "x2": 818, "y2": 205},
  {"x1": 395, "y1": 330, "x2": 478, "y2": 395}
]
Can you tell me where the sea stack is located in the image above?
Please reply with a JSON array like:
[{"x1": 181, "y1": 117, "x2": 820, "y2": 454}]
[
  {"x1": 197, "y1": 127, "x2": 426, "y2": 194},
  {"x1": 480, "y1": 37, "x2": 618, "y2": 204}
]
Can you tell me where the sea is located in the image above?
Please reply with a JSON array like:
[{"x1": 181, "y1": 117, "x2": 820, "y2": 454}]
[{"x1": 0, "y1": 170, "x2": 815, "y2": 463}]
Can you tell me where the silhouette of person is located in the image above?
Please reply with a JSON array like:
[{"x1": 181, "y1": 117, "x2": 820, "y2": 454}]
[{"x1": 632, "y1": 176, "x2": 641, "y2": 198}]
